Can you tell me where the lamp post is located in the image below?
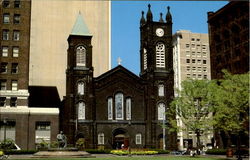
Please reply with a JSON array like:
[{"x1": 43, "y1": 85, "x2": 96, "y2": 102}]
[
  {"x1": 3, "y1": 118, "x2": 7, "y2": 142},
  {"x1": 163, "y1": 112, "x2": 166, "y2": 150}
]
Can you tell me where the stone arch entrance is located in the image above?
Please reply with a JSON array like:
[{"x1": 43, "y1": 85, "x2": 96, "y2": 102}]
[
  {"x1": 112, "y1": 128, "x2": 129, "y2": 149},
  {"x1": 75, "y1": 132, "x2": 85, "y2": 149}
]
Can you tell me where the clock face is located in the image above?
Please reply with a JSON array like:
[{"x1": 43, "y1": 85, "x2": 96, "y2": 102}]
[{"x1": 156, "y1": 28, "x2": 164, "y2": 37}]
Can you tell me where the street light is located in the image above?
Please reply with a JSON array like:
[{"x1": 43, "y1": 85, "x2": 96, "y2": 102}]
[
  {"x1": 163, "y1": 113, "x2": 166, "y2": 150},
  {"x1": 3, "y1": 117, "x2": 7, "y2": 142}
]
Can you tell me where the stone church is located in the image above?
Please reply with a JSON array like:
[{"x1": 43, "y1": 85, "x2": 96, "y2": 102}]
[{"x1": 61, "y1": 5, "x2": 177, "y2": 149}]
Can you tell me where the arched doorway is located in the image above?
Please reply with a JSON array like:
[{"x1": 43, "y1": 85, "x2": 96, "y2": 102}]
[
  {"x1": 76, "y1": 133, "x2": 85, "y2": 149},
  {"x1": 112, "y1": 128, "x2": 129, "y2": 149}
]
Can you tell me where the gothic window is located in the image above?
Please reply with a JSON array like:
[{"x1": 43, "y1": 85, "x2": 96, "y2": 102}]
[
  {"x1": 143, "y1": 48, "x2": 147, "y2": 70},
  {"x1": 126, "y1": 98, "x2": 131, "y2": 120},
  {"x1": 158, "y1": 103, "x2": 165, "y2": 120},
  {"x1": 76, "y1": 46, "x2": 86, "y2": 67},
  {"x1": 158, "y1": 84, "x2": 164, "y2": 97},
  {"x1": 13, "y1": 30, "x2": 20, "y2": 41},
  {"x1": 115, "y1": 93, "x2": 123, "y2": 120},
  {"x1": 77, "y1": 81, "x2": 84, "y2": 95},
  {"x1": 108, "y1": 97, "x2": 113, "y2": 120},
  {"x1": 135, "y1": 133, "x2": 142, "y2": 144},
  {"x1": 3, "y1": 13, "x2": 10, "y2": 24},
  {"x1": 156, "y1": 42, "x2": 165, "y2": 68},
  {"x1": 98, "y1": 133, "x2": 104, "y2": 145},
  {"x1": 2, "y1": 30, "x2": 9, "y2": 40},
  {"x1": 78, "y1": 102, "x2": 85, "y2": 120}
]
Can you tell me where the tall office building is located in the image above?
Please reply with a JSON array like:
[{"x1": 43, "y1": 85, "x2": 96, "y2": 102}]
[{"x1": 173, "y1": 30, "x2": 212, "y2": 150}]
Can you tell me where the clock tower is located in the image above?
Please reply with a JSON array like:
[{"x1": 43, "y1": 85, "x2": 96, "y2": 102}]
[{"x1": 140, "y1": 4, "x2": 176, "y2": 149}]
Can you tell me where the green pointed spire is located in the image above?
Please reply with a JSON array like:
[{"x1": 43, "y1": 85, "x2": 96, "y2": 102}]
[{"x1": 71, "y1": 12, "x2": 92, "y2": 36}]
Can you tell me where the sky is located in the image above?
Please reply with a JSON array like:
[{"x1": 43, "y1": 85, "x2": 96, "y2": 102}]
[{"x1": 111, "y1": 1, "x2": 228, "y2": 75}]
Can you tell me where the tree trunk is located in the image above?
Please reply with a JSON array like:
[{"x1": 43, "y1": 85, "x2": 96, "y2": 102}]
[{"x1": 196, "y1": 129, "x2": 201, "y2": 155}]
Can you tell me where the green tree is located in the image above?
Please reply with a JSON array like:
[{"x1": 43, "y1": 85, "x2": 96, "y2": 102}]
[
  {"x1": 170, "y1": 79, "x2": 217, "y2": 152},
  {"x1": 212, "y1": 71, "x2": 249, "y2": 147}
]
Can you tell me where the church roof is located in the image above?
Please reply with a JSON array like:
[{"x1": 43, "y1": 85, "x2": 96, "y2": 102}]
[{"x1": 70, "y1": 12, "x2": 92, "y2": 36}]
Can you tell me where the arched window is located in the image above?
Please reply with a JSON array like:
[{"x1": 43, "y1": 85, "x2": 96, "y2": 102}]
[
  {"x1": 108, "y1": 97, "x2": 113, "y2": 120},
  {"x1": 156, "y1": 42, "x2": 165, "y2": 68},
  {"x1": 126, "y1": 98, "x2": 131, "y2": 120},
  {"x1": 158, "y1": 84, "x2": 164, "y2": 96},
  {"x1": 135, "y1": 133, "x2": 142, "y2": 144},
  {"x1": 158, "y1": 103, "x2": 165, "y2": 120},
  {"x1": 77, "y1": 81, "x2": 84, "y2": 95},
  {"x1": 78, "y1": 102, "x2": 85, "y2": 120},
  {"x1": 143, "y1": 48, "x2": 147, "y2": 70},
  {"x1": 115, "y1": 93, "x2": 123, "y2": 120},
  {"x1": 76, "y1": 46, "x2": 86, "y2": 66},
  {"x1": 98, "y1": 133, "x2": 104, "y2": 145}
]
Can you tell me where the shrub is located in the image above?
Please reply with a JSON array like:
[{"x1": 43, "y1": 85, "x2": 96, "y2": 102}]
[
  {"x1": 111, "y1": 149, "x2": 158, "y2": 155},
  {"x1": 85, "y1": 149, "x2": 111, "y2": 154},
  {"x1": 205, "y1": 149, "x2": 227, "y2": 155},
  {"x1": 3, "y1": 150, "x2": 38, "y2": 155},
  {"x1": 152, "y1": 149, "x2": 170, "y2": 154},
  {"x1": 50, "y1": 141, "x2": 59, "y2": 148},
  {"x1": 36, "y1": 139, "x2": 49, "y2": 150},
  {"x1": 76, "y1": 138, "x2": 85, "y2": 150},
  {"x1": 0, "y1": 139, "x2": 15, "y2": 150}
]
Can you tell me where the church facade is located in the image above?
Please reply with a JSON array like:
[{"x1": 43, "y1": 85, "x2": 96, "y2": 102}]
[{"x1": 61, "y1": 5, "x2": 177, "y2": 149}]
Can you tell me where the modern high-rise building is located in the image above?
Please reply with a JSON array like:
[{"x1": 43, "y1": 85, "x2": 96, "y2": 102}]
[
  {"x1": 0, "y1": 0, "x2": 110, "y2": 150},
  {"x1": 173, "y1": 30, "x2": 212, "y2": 150}
]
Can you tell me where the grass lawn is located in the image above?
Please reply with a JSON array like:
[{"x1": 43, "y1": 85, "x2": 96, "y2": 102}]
[{"x1": 11, "y1": 156, "x2": 228, "y2": 160}]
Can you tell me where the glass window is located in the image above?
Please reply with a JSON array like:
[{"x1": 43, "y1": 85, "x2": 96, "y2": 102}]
[
  {"x1": 156, "y1": 42, "x2": 165, "y2": 68},
  {"x1": 11, "y1": 63, "x2": 18, "y2": 74},
  {"x1": 198, "y1": 74, "x2": 202, "y2": 79},
  {"x1": 108, "y1": 98, "x2": 113, "y2": 120},
  {"x1": 203, "y1": 60, "x2": 207, "y2": 64},
  {"x1": 158, "y1": 84, "x2": 164, "y2": 96},
  {"x1": 1, "y1": 63, "x2": 8, "y2": 73},
  {"x1": 76, "y1": 46, "x2": 86, "y2": 67},
  {"x1": 2, "y1": 0, "x2": 10, "y2": 8},
  {"x1": 197, "y1": 59, "x2": 201, "y2": 64},
  {"x1": 115, "y1": 93, "x2": 123, "y2": 120},
  {"x1": 0, "y1": 120, "x2": 16, "y2": 141},
  {"x1": 191, "y1": 44, "x2": 195, "y2": 49},
  {"x1": 192, "y1": 67, "x2": 196, "y2": 72},
  {"x1": 126, "y1": 98, "x2": 131, "y2": 120},
  {"x1": 192, "y1": 59, "x2": 195, "y2": 63},
  {"x1": 2, "y1": 46, "x2": 8, "y2": 57},
  {"x1": 3, "y1": 30, "x2": 9, "y2": 40},
  {"x1": 14, "y1": 0, "x2": 20, "y2": 8},
  {"x1": 78, "y1": 102, "x2": 85, "y2": 120},
  {"x1": 77, "y1": 81, "x2": 84, "y2": 95},
  {"x1": 187, "y1": 74, "x2": 191, "y2": 78},
  {"x1": 13, "y1": 47, "x2": 19, "y2": 57},
  {"x1": 197, "y1": 39, "x2": 200, "y2": 41},
  {"x1": 192, "y1": 52, "x2": 196, "y2": 57},
  {"x1": 13, "y1": 31, "x2": 20, "y2": 41},
  {"x1": 13, "y1": 14, "x2": 20, "y2": 24},
  {"x1": 11, "y1": 80, "x2": 18, "y2": 91},
  {"x1": 191, "y1": 38, "x2": 195, "y2": 41},
  {"x1": 203, "y1": 67, "x2": 207, "y2": 72},
  {"x1": 136, "y1": 133, "x2": 142, "y2": 144},
  {"x1": 186, "y1": 51, "x2": 190, "y2": 56},
  {"x1": 197, "y1": 67, "x2": 202, "y2": 72},
  {"x1": 186, "y1": 59, "x2": 190, "y2": 63},
  {"x1": 186, "y1": 66, "x2": 190, "y2": 72},
  {"x1": 3, "y1": 13, "x2": 10, "y2": 24},
  {"x1": 204, "y1": 75, "x2": 207, "y2": 79},
  {"x1": 0, "y1": 80, "x2": 7, "y2": 90},
  {"x1": 10, "y1": 97, "x2": 17, "y2": 107},
  {"x1": 35, "y1": 122, "x2": 51, "y2": 144},
  {"x1": 98, "y1": 133, "x2": 104, "y2": 145},
  {"x1": 0, "y1": 97, "x2": 6, "y2": 107},
  {"x1": 186, "y1": 44, "x2": 190, "y2": 48},
  {"x1": 158, "y1": 103, "x2": 165, "y2": 120},
  {"x1": 143, "y1": 48, "x2": 147, "y2": 70},
  {"x1": 202, "y1": 52, "x2": 207, "y2": 57}
]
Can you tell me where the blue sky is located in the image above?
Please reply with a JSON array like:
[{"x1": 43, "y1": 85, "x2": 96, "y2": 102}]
[{"x1": 111, "y1": 1, "x2": 228, "y2": 75}]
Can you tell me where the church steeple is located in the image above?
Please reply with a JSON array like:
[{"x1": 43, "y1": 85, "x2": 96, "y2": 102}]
[
  {"x1": 146, "y1": 4, "x2": 153, "y2": 22},
  {"x1": 71, "y1": 12, "x2": 92, "y2": 36},
  {"x1": 140, "y1": 11, "x2": 146, "y2": 26},
  {"x1": 166, "y1": 6, "x2": 172, "y2": 24},
  {"x1": 159, "y1": 13, "x2": 164, "y2": 22}
]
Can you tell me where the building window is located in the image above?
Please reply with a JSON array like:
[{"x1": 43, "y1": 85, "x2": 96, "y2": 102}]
[
  {"x1": 11, "y1": 80, "x2": 18, "y2": 91},
  {"x1": 11, "y1": 63, "x2": 18, "y2": 74},
  {"x1": 2, "y1": 0, "x2": 10, "y2": 8},
  {"x1": 191, "y1": 44, "x2": 195, "y2": 49},
  {"x1": 76, "y1": 46, "x2": 86, "y2": 67},
  {"x1": 156, "y1": 42, "x2": 165, "y2": 68},
  {"x1": 158, "y1": 84, "x2": 164, "y2": 96},
  {"x1": 78, "y1": 102, "x2": 85, "y2": 120},
  {"x1": 0, "y1": 97, "x2": 6, "y2": 107},
  {"x1": 98, "y1": 133, "x2": 104, "y2": 145},
  {"x1": 197, "y1": 59, "x2": 201, "y2": 64},
  {"x1": 192, "y1": 52, "x2": 196, "y2": 57},
  {"x1": 192, "y1": 59, "x2": 195, "y2": 63},
  {"x1": 35, "y1": 122, "x2": 51, "y2": 144},
  {"x1": 2, "y1": 30, "x2": 9, "y2": 40},
  {"x1": 2, "y1": 46, "x2": 8, "y2": 57},
  {"x1": 126, "y1": 98, "x2": 131, "y2": 120},
  {"x1": 192, "y1": 67, "x2": 196, "y2": 72},
  {"x1": 13, "y1": 47, "x2": 19, "y2": 57},
  {"x1": 203, "y1": 60, "x2": 207, "y2": 64},
  {"x1": 143, "y1": 48, "x2": 147, "y2": 70},
  {"x1": 0, "y1": 80, "x2": 7, "y2": 90},
  {"x1": 198, "y1": 74, "x2": 202, "y2": 79},
  {"x1": 3, "y1": 13, "x2": 10, "y2": 24},
  {"x1": 191, "y1": 38, "x2": 195, "y2": 41},
  {"x1": 197, "y1": 52, "x2": 201, "y2": 57},
  {"x1": 13, "y1": 14, "x2": 20, "y2": 24},
  {"x1": 193, "y1": 74, "x2": 196, "y2": 78},
  {"x1": 197, "y1": 38, "x2": 200, "y2": 41},
  {"x1": 0, "y1": 120, "x2": 16, "y2": 141},
  {"x1": 186, "y1": 59, "x2": 190, "y2": 63},
  {"x1": 203, "y1": 67, "x2": 207, "y2": 72},
  {"x1": 187, "y1": 74, "x2": 191, "y2": 78},
  {"x1": 202, "y1": 52, "x2": 207, "y2": 57},
  {"x1": 186, "y1": 66, "x2": 190, "y2": 72},
  {"x1": 158, "y1": 103, "x2": 165, "y2": 120},
  {"x1": 186, "y1": 51, "x2": 190, "y2": 56},
  {"x1": 14, "y1": 0, "x2": 20, "y2": 8},
  {"x1": 1, "y1": 63, "x2": 8, "y2": 73},
  {"x1": 115, "y1": 93, "x2": 123, "y2": 120},
  {"x1": 186, "y1": 44, "x2": 190, "y2": 48},
  {"x1": 202, "y1": 45, "x2": 207, "y2": 50},
  {"x1": 197, "y1": 67, "x2": 202, "y2": 72},
  {"x1": 204, "y1": 75, "x2": 207, "y2": 79},
  {"x1": 10, "y1": 97, "x2": 17, "y2": 107},
  {"x1": 136, "y1": 133, "x2": 142, "y2": 144},
  {"x1": 77, "y1": 81, "x2": 84, "y2": 95},
  {"x1": 108, "y1": 98, "x2": 113, "y2": 120},
  {"x1": 13, "y1": 31, "x2": 20, "y2": 41}
]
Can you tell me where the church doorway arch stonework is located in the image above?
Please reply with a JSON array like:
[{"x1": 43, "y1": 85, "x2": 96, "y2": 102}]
[{"x1": 112, "y1": 128, "x2": 129, "y2": 149}]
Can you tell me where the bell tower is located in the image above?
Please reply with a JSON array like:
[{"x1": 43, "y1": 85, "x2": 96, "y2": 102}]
[
  {"x1": 140, "y1": 4, "x2": 176, "y2": 149},
  {"x1": 62, "y1": 13, "x2": 95, "y2": 147}
]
